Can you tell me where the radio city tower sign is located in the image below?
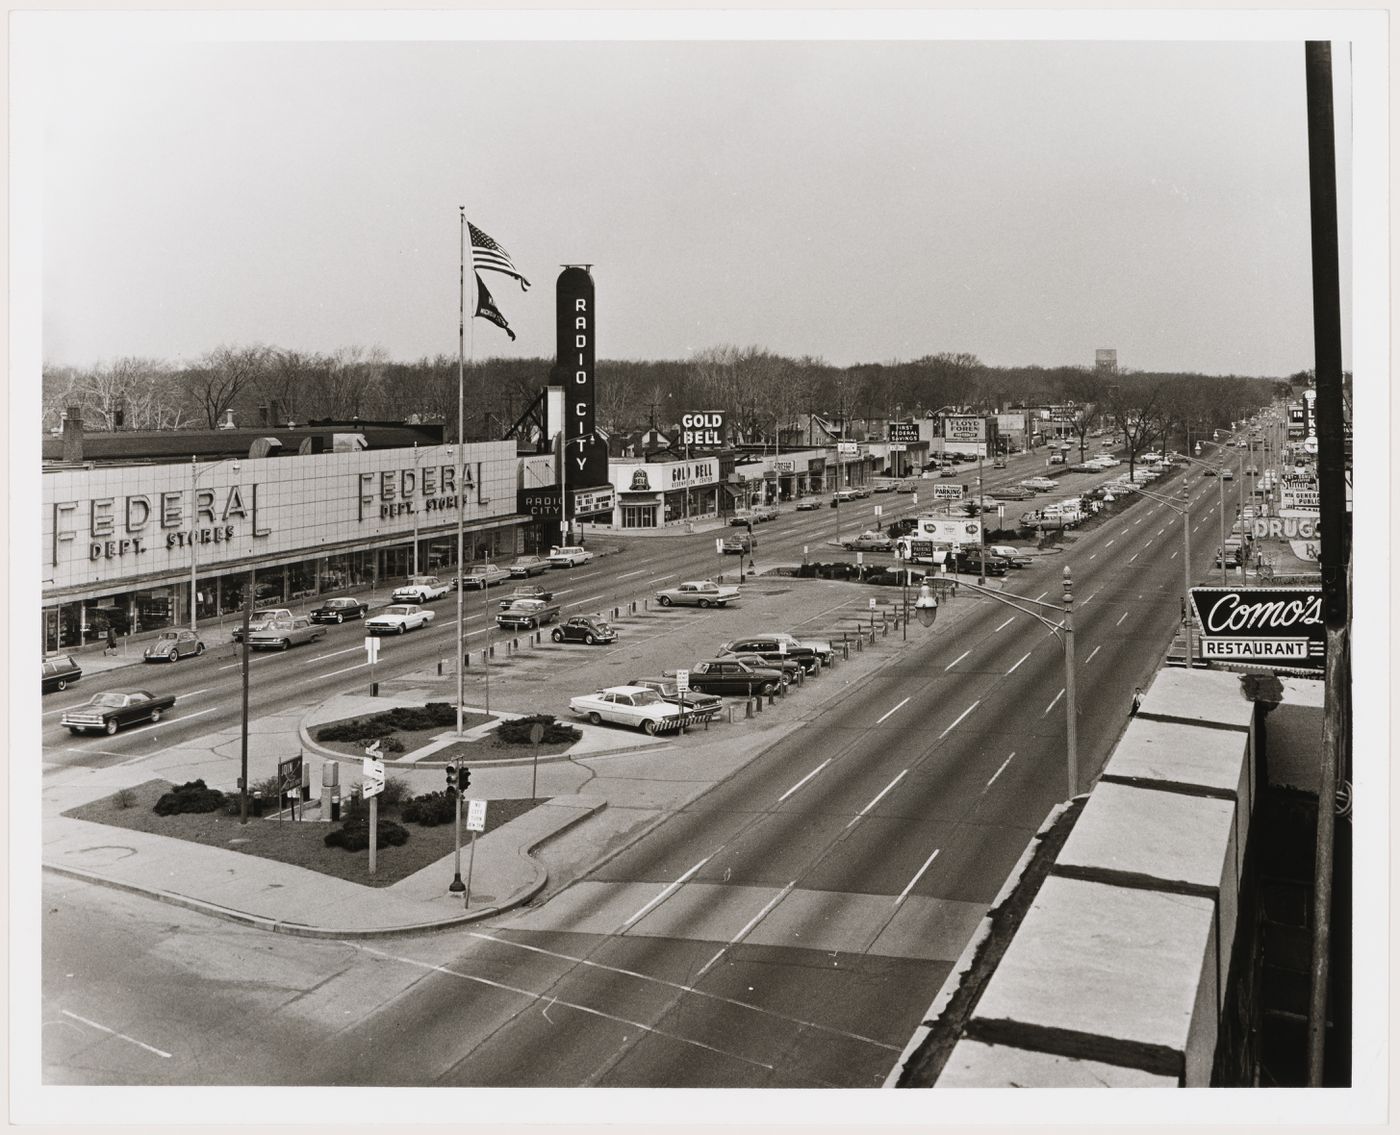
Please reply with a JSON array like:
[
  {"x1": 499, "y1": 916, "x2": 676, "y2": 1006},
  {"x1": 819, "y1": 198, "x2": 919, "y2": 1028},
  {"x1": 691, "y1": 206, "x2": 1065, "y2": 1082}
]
[{"x1": 553, "y1": 267, "x2": 610, "y2": 503}]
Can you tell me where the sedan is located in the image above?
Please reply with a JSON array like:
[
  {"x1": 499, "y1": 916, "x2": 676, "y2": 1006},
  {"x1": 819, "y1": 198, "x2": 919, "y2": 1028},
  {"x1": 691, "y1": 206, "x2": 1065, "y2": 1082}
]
[
  {"x1": 364, "y1": 604, "x2": 435, "y2": 635},
  {"x1": 310, "y1": 597, "x2": 370, "y2": 624},
  {"x1": 508, "y1": 555, "x2": 551, "y2": 578},
  {"x1": 248, "y1": 616, "x2": 327, "y2": 652},
  {"x1": 895, "y1": 481, "x2": 918, "y2": 493},
  {"x1": 625, "y1": 677, "x2": 724, "y2": 715},
  {"x1": 684, "y1": 658, "x2": 785, "y2": 697},
  {"x1": 568, "y1": 686, "x2": 684, "y2": 735},
  {"x1": 61, "y1": 689, "x2": 176, "y2": 736},
  {"x1": 143, "y1": 629, "x2": 206, "y2": 663},
  {"x1": 455, "y1": 564, "x2": 512, "y2": 590},
  {"x1": 939, "y1": 466, "x2": 959, "y2": 478},
  {"x1": 719, "y1": 651, "x2": 803, "y2": 686},
  {"x1": 794, "y1": 496, "x2": 823, "y2": 510},
  {"x1": 42, "y1": 654, "x2": 82, "y2": 693},
  {"x1": 720, "y1": 536, "x2": 756, "y2": 555},
  {"x1": 842, "y1": 531, "x2": 894, "y2": 552},
  {"x1": 497, "y1": 584, "x2": 555, "y2": 610}
]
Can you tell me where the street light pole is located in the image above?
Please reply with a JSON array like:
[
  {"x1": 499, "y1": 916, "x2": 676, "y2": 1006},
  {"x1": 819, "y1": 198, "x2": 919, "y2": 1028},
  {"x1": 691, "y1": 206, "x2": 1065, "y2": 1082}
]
[
  {"x1": 412, "y1": 442, "x2": 421, "y2": 575},
  {"x1": 1127, "y1": 483, "x2": 1195, "y2": 667},
  {"x1": 190, "y1": 454, "x2": 239, "y2": 633},
  {"x1": 1062, "y1": 566, "x2": 1078, "y2": 798}
]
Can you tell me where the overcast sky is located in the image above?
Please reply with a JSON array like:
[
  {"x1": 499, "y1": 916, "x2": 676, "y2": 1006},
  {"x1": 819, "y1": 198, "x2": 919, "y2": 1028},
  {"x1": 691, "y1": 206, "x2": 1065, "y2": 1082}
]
[{"x1": 28, "y1": 12, "x2": 1361, "y2": 377}]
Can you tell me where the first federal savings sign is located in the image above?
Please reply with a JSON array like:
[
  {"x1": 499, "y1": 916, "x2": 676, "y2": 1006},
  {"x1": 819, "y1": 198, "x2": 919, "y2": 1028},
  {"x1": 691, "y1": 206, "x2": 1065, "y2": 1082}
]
[{"x1": 1188, "y1": 586, "x2": 1324, "y2": 670}]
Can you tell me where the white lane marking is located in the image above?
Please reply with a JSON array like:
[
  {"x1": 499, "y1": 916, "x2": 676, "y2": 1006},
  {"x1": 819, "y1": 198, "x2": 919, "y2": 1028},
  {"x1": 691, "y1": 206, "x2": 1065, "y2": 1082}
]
[
  {"x1": 622, "y1": 854, "x2": 713, "y2": 928},
  {"x1": 1033, "y1": 592, "x2": 1048, "y2": 603},
  {"x1": 938, "y1": 700, "x2": 980, "y2": 739},
  {"x1": 696, "y1": 881, "x2": 797, "y2": 979},
  {"x1": 1170, "y1": 551, "x2": 1179, "y2": 560},
  {"x1": 1089, "y1": 552, "x2": 1097, "y2": 560},
  {"x1": 646, "y1": 574, "x2": 675, "y2": 585},
  {"x1": 217, "y1": 660, "x2": 243, "y2": 671},
  {"x1": 61, "y1": 1010, "x2": 171, "y2": 1058},
  {"x1": 846, "y1": 769, "x2": 909, "y2": 829},
  {"x1": 985, "y1": 752, "x2": 1015, "y2": 789},
  {"x1": 1006, "y1": 651, "x2": 1032, "y2": 675},
  {"x1": 573, "y1": 594, "x2": 608, "y2": 608},
  {"x1": 155, "y1": 707, "x2": 218, "y2": 728},
  {"x1": 1129, "y1": 552, "x2": 1139, "y2": 563},
  {"x1": 896, "y1": 848, "x2": 941, "y2": 905},
  {"x1": 1044, "y1": 688, "x2": 1065, "y2": 715},
  {"x1": 309, "y1": 645, "x2": 362, "y2": 662},
  {"x1": 314, "y1": 661, "x2": 371, "y2": 680},
  {"x1": 994, "y1": 616, "x2": 1015, "y2": 632},
  {"x1": 173, "y1": 687, "x2": 212, "y2": 701},
  {"x1": 616, "y1": 569, "x2": 647, "y2": 579},
  {"x1": 875, "y1": 697, "x2": 910, "y2": 724},
  {"x1": 1116, "y1": 611, "x2": 1129, "y2": 626},
  {"x1": 61, "y1": 748, "x2": 129, "y2": 758},
  {"x1": 1157, "y1": 528, "x2": 1166, "y2": 536},
  {"x1": 1105, "y1": 538, "x2": 1115, "y2": 547},
  {"x1": 944, "y1": 650, "x2": 970, "y2": 671},
  {"x1": 356, "y1": 945, "x2": 775, "y2": 1071},
  {"x1": 778, "y1": 758, "x2": 832, "y2": 803},
  {"x1": 1086, "y1": 645, "x2": 1103, "y2": 663}
]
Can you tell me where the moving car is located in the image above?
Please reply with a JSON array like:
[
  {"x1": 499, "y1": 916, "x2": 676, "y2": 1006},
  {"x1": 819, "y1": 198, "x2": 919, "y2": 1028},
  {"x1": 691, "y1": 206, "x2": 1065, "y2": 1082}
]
[
  {"x1": 841, "y1": 531, "x2": 894, "y2": 552},
  {"x1": 989, "y1": 487, "x2": 1032, "y2": 501},
  {"x1": 1221, "y1": 469, "x2": 1235, "y2": 481},
  {"x1": 719, "y1": 634, "x2": 823, "y2": 674},
  {"x1": 750, "y1": 504, "x2": 779, "y2": 521},
  {"x1": 794, "y1": 496, "x2": 823, "y2": 510},
  {"x1": 365, "y1": 604, "x2": 435, "y2": 635},
  {"x1": 495, "y1": 599, "x2": 561, "y2": 630},
  {"x1": 42, "y1": 654, "x2": 82, "y2": 693},
  {"x1": 831, "y1": 489, "x2": 858, "y2": 504},
  {"x1": 310, "y1": 597, "x2": 370, "y2": 624},
  {"x1": 1020, "y1": 478, "x2": 1059, "y2": 493},
  {"x1": 949, "y1": 550, "x2": 1010, "y2": 576},
  {"x1": 720, "y1": 535, "x2": 756, "y2": 555},
  {"x1": 508, "y1": 555, "x2": 551, "y2": 578},
  {"x1": 548, "y1": 546, "x2": 594, "y2": 568},
  {"x1": 895, "y1": 481, "x2": 918, "y2": 493},
  {"x1": 655, "y1": 580, "x2": 741, "y2": 608},
  {"x1": 231, "y1": 609, "x2": 292, "y2": 643},
  {"x1": 62, "y1": 688, "x2": 176, "y2": 735},
  {"x1": 625, "y1": 677, "x2": 724, "y2": 715},
  {"x1": 987, "y1": 544, "x2": 1033, "y2": 568},
  {"x1": 249, "y1": 616, "x2": 327, "y2": 651},
  {"x1": 551, "y1": 615, "x2": 616, "y2": 645},
  {"x1": 392, "y1": 575, "x2": 450, "y2": 603},
  {"x1": 455, "y1": 564, "x2": 512, "y2": 590},
  {"x1": 568, "y1": 685, "x2": 685, "y2": 735},
  {"x1": 939, "y1": 465, "x2": 959, "y2": 478},
  {"x1": 684, "y1": 658, "x2": 785, "y2": 697},
  {"x1": 729, "y1": 510, "x2": 756, "y2": 527},
  {"x1": 497, "y1": 584, "x2": 555, "y2": 610},
  {"x1": 143, "y1": 629, "x2": 206, "y2": 663}
]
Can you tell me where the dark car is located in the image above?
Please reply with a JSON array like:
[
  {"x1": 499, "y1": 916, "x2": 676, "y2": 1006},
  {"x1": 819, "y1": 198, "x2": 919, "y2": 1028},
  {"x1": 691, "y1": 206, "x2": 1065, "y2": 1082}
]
[
  {"x1": 498, "y1": 584, "x2": 555, "y2": 610},
  {"x1": 61, "y1": 688, "x2": 177, "y2": 736},
  {"x1": 951, "y1": 550, "x2": 1010, "y2": 577},
  {"x1": 718, "y1": 635, "x2": 822, "y2": 675},
  {"x1": 550, "y1": 615, "x2": 617, "y2": 645},
  {"x1": 719, "y1": 650, "x2": 803, "y2": 686},
  {"x1": 685, "y1": 658, "x2": 786, "y2": 697},
  {"x1": 721, "y1": 535, "x2": 756, "y2": 555},
  {"x1": 42, "y1": 654, "x2": 82, "y2": 693},
  {"x1": 310, "y1": 597, "x2": 370, "y2": 624},
  {"x1": 627, "y1": 676, "x2": 724, "y2": 716}
]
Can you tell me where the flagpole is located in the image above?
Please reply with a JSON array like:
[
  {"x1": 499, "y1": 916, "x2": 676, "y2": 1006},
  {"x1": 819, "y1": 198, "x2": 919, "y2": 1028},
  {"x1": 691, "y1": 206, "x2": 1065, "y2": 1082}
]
[{"x1": 456, "y1": 208, "x2": 467, "y2": 738}]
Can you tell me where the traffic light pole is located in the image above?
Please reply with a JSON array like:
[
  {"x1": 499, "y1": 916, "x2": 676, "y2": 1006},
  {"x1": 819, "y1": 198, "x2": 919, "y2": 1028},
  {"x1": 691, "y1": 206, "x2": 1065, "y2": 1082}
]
[{"x1": 448, "y1": 761, "x2": 465, "y2": 893}]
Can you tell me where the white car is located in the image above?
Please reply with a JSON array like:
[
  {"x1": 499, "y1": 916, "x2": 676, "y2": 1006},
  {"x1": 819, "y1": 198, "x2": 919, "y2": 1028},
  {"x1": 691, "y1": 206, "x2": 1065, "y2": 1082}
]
[
  {"x1": 548, "y1": 545, "x2": 594, "y2": 568},
  {"x1": 364, "y1": 604, "x2": 435, "y2": 635},
  {"x1": 794, "y1": 496, "x2": 823, "y2": 510},
  {"x1": 392, "y1": 575, "x2": 450, "y2": 603},
  {"x1": 568, "y1": 685, "x2": 684, "y2": 735}
]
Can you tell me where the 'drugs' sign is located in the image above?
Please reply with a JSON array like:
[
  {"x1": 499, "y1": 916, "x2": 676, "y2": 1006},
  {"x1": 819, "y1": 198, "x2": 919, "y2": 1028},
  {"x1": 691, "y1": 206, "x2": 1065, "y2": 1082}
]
[{"x1": 1188, "y1": 586, "x2": 1324, "y2": 670}]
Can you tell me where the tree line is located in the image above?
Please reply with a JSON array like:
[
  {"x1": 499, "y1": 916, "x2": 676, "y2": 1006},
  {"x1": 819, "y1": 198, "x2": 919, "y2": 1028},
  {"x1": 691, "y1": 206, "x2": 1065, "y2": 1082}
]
[{"x1": 42, "y1": 344, "x2": 1288, "y2": 455}]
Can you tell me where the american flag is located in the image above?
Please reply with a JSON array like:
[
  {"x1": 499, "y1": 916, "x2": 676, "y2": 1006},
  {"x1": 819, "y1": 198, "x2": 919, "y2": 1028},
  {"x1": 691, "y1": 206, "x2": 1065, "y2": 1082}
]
[{"x1": 469, "y1": 222, "x2": 530, "y2": 291}]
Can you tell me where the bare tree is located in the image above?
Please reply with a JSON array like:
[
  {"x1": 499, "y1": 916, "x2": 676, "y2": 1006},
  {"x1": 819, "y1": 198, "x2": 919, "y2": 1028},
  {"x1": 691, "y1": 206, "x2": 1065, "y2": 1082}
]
[
  {"x1": 1103, "y1": 378, "x2": 1165, "y2": 479},
  {"x1": 194, "y1": 345, "x2": 270, "y2": 428}
]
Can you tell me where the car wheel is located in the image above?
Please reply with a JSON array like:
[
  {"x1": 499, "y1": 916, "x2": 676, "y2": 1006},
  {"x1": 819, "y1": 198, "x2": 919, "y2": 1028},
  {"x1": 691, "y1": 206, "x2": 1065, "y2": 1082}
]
[
  {"x1": 642, "y1": 719, "x2": 658, "y2": 736},
  {"x1": 658, "y1": 595, "x2": 672, "y2": 607},
  {"x1": 105, "y1": 719, "x2": 119, "y2": 736},
  {"x1": 149, "y1": 707, "x2": 163, "y2": 724},
  {"x1": 779, "y1": 673, "x2": 792, "y2": 687},
  {"x1": 698, "y1": 599, "x2": 711, "y2": 608},
  {"x1": 168, "y1": 648, "x2": 179, "y2": 662},
  {"x1": 551, "y1": 630, "x2": 563, "y2": 642},
  {"x1": 195, "y1": 642, "x2": 205, "y2": 656},
  {"x1": 588, "y1": 712, "x2": 602, "y2": 726},
  {"x1": 585, "y1": 633, "x2": 596, "y2": 645},
  {"x1": 280, "y1": 639, "x2": 291, "y2": 651},
  {"x1": 56, "y1": 678, "x2": 68, "y2": 691},
  {"x1": 335, "y1": 613, "x2": 344, "y2": 624},
  {"x1": 397, "y1": 624, "x2": 407, "y2": 635}
]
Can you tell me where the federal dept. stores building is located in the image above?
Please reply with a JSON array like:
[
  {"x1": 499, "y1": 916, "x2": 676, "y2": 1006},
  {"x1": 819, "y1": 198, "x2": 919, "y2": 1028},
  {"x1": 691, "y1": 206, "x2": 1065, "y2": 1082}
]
[{"x1": 42, "y1": 430, "x2": 539, "y2": 652}]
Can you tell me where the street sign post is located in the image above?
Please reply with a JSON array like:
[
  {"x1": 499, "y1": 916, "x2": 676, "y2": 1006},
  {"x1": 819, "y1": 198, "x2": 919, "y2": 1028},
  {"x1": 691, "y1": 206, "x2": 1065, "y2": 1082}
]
[
  {"x1": 529, "y1": 722, "x2": 545, "y2": 802},
  {"x1": 364, "y1": 636, "x2": 380, "y2": 696},
  {"x1": 464, "y1": 799, "x2": 488, "y2": 908},
  {"x1": 277, "y1": 754, "x2": 303, "y2": 821},
  {"x1": 363, "y1": 744, "x2": 385, "y2": 875}
]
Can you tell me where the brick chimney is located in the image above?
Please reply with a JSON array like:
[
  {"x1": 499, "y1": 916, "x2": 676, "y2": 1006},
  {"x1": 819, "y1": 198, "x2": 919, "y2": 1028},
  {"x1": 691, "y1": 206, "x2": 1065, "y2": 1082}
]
[{"x1": 61, "y1": 405, "x2": 84, "y2": 463}]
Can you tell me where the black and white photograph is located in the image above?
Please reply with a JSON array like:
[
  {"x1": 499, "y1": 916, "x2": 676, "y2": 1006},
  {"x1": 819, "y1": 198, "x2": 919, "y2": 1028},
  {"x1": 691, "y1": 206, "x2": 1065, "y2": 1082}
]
[{"x1": 9, "y1": 7, "x2": 1388, "y2": 1129}]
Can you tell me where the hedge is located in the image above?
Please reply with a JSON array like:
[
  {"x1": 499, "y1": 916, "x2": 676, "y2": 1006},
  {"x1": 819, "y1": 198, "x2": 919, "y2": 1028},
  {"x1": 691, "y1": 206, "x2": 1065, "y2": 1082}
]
[
  {"x1": 153, "y1": 779, "x2": 226, "y2": 816},
  {"x1": 324, "y1": 816, "x2": 410, "y2": 852},
  {"x1": 493, "y1": 713, "x2": 582, "y2": 745}
]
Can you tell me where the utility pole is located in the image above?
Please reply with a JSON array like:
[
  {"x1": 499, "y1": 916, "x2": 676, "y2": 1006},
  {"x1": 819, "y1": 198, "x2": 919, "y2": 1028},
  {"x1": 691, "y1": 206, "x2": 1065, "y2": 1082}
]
[{"x1": 1062, "y1": 566, "x2": 1077, "y2": 797}]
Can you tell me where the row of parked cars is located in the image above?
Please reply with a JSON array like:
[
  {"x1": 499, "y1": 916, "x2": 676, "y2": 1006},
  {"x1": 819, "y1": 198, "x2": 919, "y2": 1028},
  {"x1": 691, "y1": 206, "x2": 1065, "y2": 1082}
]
[{"x1": 567, "y1": 631, "x2": 834, "y2": 735}]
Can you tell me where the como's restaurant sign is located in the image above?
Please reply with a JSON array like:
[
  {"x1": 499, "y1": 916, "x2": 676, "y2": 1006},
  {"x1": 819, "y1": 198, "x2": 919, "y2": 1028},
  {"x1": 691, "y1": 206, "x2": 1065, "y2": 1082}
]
[{"x1": 1188, "y1": 586, "x2": 1324, "y2": 669}]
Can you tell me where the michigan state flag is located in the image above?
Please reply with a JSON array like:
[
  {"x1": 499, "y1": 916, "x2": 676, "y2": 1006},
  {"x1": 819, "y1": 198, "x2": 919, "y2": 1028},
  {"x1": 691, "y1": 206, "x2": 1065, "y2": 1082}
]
[{"x1": 474, "y1": 272, "x2": 516, "y2": 341}]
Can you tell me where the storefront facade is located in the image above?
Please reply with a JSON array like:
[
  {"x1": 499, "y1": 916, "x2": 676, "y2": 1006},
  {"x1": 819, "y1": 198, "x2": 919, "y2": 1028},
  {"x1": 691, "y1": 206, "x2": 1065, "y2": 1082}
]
[
  {"x1": 42, "y1": 441, "x2": 525, "y2": 651},
  {"x1": 605, "y1": 457, "x2": 721, "y2": 529}
]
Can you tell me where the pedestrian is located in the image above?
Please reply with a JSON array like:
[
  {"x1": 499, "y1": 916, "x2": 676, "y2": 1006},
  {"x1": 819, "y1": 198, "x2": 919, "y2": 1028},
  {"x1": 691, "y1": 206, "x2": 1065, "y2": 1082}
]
[
  {"x1": 105, "y1": 626, "x2": 117, "y2": 656},
  {"x1": 1131, "y1": 687, "x2": 1143, "y2": 716}
]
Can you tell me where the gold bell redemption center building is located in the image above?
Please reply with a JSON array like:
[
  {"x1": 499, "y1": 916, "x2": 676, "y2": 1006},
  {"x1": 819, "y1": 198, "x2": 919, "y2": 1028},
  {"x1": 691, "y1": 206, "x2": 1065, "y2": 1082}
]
[{"x1": 42, "y1": 441, "x2": 536, "y2": 652}]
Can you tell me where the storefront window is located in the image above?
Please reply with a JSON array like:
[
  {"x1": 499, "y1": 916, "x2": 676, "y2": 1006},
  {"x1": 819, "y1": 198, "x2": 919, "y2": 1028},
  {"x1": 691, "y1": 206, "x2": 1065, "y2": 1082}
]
[
  {"x1": 254, "y1": 571, "x2": 286, "y2": 607},
  {"x1": 622, "y1": 504, "x2": 657, "y2": 528},
  {"x1": 135, "y1": 589, "x2": 177, "y2": 633},
  {"x1": 288, "y1": 560, "x2": 317, "y2": 600},
  {"x1": 221, "y1": 574, "x2": 249, "y2": 616}
]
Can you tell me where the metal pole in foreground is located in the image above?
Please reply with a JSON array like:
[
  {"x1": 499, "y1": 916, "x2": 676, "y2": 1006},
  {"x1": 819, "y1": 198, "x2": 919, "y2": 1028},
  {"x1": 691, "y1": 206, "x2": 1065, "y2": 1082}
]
[
  {"x1": 190, "y1": 455, "x2": 199, "y2": 633},
  {"x1": 1182, "y1": 489, "x2": 1194, "y2": 668},
  {"x1": 1062, "y1": 566, "x2": 1077, "y2": 798},
  {"x1": 240, "y1": 567, "x2": 253, "y2": 824},
  {"x1": 449, "y1": 763, "x2": 464, "y2": 893},
  {"x1": 456, "y1": 207, "x2": 467, "y2": 738},
  {"x1": 464, "y1": 829, "x2": 478, "y2": 909}
]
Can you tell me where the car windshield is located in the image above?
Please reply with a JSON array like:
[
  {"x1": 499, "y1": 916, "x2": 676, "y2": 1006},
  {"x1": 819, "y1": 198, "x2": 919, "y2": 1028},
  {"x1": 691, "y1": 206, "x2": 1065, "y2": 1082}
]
[
  {"x1": 155, "y1": 632, "x2": 179, "y2": 641},
  {"x1": 629, "y1": 690, "x2": 664, "y2": 706},
  {"x1": 92, "y1": 693, "x2": 127, "y2": 707},
  {"x1": 385, "y1": 606, "x2": 414, "y2": 615}
]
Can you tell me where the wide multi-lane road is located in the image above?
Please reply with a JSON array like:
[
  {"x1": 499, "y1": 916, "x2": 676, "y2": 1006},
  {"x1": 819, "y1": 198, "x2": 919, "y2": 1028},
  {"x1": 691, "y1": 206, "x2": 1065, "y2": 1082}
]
[{"x1": 43, "y1": 457, "x2": 1245, "y2": 1086}]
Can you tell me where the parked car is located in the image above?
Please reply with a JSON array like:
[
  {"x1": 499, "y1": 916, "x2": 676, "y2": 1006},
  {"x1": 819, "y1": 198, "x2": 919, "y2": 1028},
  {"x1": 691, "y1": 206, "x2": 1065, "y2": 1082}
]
[
  {"x1": 365, "y1": 604, "x2": 435, "y2": 635},
  {"x1": 989, "y1": 487, "x2": 1032, "y2": 501},
  {"x1": 497, "y1": 584, "x2": 555, "y2": 610},
  {"x1": 720, "y1": 535, "x2": 756, "y2": 555},
  {"x1": 455, "y1": 564, "x2": 512, "y2": 590},
  {"x1": 872, "y1": 482, "x2": 895, "y2": 494},
  {"x1": 625, "y1": 677, "x2": 724, "y2": 715},
  {"x1": 849, "y1": 486, "x2": 871, "y2": 498},
  {"x1": 548, "y1": 545, "x2": 595, "y2": 568},
  {"x1": 62, "y1": 688, "x2": 176, "y2": 736},
  {"x1": 143, "y1": 629, "x2": 206, "y2": 663},
  {"x1": 939, "y1": 465, "x2": 959, "y2": 478},
  {"x1": 718, "y1": 635, "x2": 823, "y2": 675},
  {"x1": 249, "y1": 616, "x2": 327, "y2": 651},
  {"x1": 655, "y1": 580, "x2": 741, "y2": 608},
  {"x1": 392, "y1": 575, "x2": 450, "y2": 603},
  {"x1": 841, "y1": 531, "x2": 894, "y2": 552},
  {"x1": 987, "y1": 544, "x2": 1033, "y2": 568},
  {"x1": 831, "y1": 489, "x2": 858, "y2": 504},
  {"x1": 729, "y1": 510, "x2": 756, "y2": 527},
  {"x1": 889, "y1": 517, "x2": 919, "y2": 537},
  {"x1": 568, "y1": 686, "x2": 685, "y2": 735},
  {"x1": 1020, "y1": 478, "x2": 1058, "y2": 493},
  {"x1": 760, "y1": 631, "x2": 834, "y2": 667},
  {"x1": 231, "y1": 609, "x2": 293, "y2": 643},
  {"x1": 719, "y1": 650, "x2": 803, "y2": 686},
  {"x1": 42, "y1": 654, "x2": 82, "y2": 693},
  {"x1": 794, "y1": 496, "x2": 823, "y2": 510},
  {"x1": 496, "y1": 599, "x2": 562, "y2": 630},
  {"x1": 507, "y1": 555, "x2": 551, "y2": 578},
  {"x1": 895, "y1": 481, "x2": 918, "y2": 493},
  {"x1": 949, "y1": 550, "x2": 1010, "y2": 577},
  {"x1": 684, "y1": 658, "x2": 785, "y2": 697},
  {"x1": 310, "y1": 597, "x2": 370, "y2": 624},
  {"x1": 551, "y1": 615, "x2": 616, "y2": 645}
]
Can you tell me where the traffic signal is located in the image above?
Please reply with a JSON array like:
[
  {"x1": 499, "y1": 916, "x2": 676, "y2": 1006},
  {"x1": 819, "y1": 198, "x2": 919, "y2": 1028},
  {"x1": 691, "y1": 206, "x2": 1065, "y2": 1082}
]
[
  {"x1": 445, "y1": 765, "x2": 459, "y2": 797},
  {"x1": 458, "y1": 766, "x2": 471, "y2": 793}
]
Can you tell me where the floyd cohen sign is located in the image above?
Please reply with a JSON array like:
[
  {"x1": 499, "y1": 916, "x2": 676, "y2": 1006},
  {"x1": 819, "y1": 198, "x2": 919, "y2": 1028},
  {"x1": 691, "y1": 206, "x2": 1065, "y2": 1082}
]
[{"x1": 1189, "y1": 586, "x2": 1324, "y2": 669}]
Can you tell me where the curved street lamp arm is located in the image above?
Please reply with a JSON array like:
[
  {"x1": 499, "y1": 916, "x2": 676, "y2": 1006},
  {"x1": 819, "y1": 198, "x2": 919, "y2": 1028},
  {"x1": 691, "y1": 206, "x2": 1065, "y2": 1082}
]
[{"x1": 952, "y1": 577, "x2": 1066, "y2": 638}]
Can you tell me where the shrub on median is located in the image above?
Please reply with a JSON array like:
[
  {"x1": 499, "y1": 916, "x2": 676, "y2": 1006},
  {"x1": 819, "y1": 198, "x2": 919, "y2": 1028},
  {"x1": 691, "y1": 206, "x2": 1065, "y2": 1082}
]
[
  {"x1": 323, "y1": 815, "x2": 410, "y2": 852},
  {"x1": 492, "y1": 713, "x2": 581, "y2": 745},
  {"x1": 153, "y1": 779, "x2": 226, "y2": 816},
  {"x1": 400, "y1": 790, "x2": 458, "y2": 827}
]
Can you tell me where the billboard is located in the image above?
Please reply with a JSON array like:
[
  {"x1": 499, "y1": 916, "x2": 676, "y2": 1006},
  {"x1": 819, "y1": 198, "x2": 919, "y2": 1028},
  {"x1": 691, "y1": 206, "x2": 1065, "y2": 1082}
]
[
  {"x1": 917, "y1": 517, "x2": 983, "y2": 546},
  {"x1": 553, "y1": 267, "x2": 609, "y2": 502},
  {"x1": 1188, "y1": 587, "x2": 1324, "y2": 670},
  {"x1": 888, "y1": 421, "x2": 920, "y2": 444},
  {"x1": 943, "y1": 416, "x2": 986, "y2": 443},
  {"x1": 681, "y1": 411, "x2": 727, "y2": 450}
]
